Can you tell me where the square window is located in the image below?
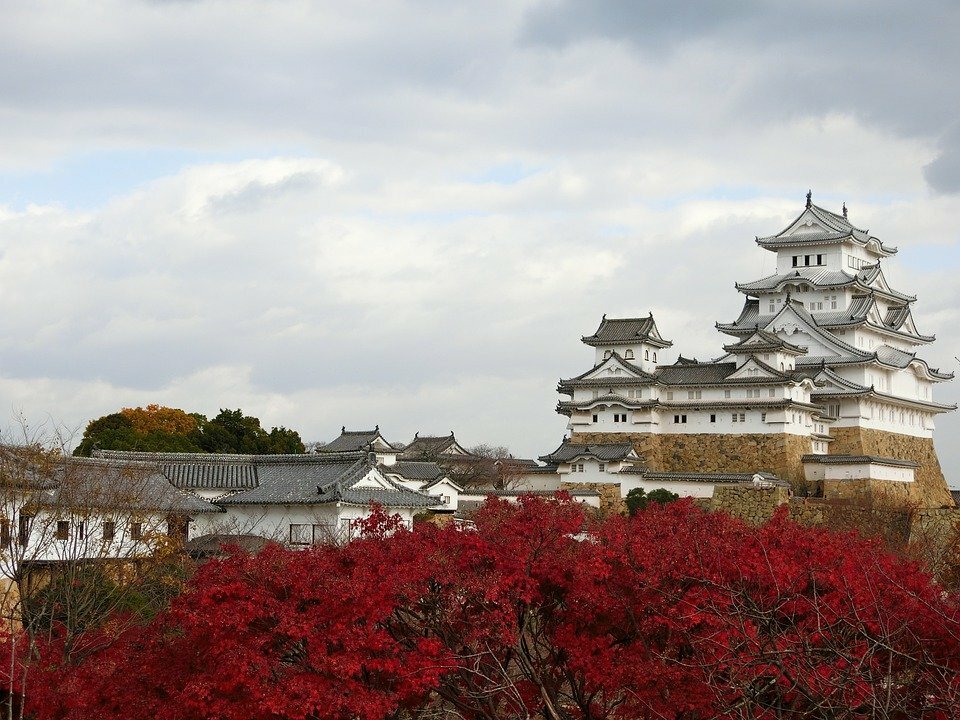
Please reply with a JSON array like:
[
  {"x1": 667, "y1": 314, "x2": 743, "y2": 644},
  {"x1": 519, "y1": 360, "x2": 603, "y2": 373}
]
[
  {"x1": 724, "y1": 390, "x2": 731, "y2": 398},
  {"x1": 289, "y1": 524, "x2": 311, "y2": 545},
  {"x1": 731, "y1": 413, "x2": 738, "y2": 423},
  {"x1": 56, "y1": 520, "x2": 69, "y2": 541},
  {"x1": 710, "y1": 414, "x2": 716, "y2": 423},
  {"x1": 739, "y1": 413, "x2": 746, "y2": 422},
  {"x1": 598, "y1": 464, "x2": 605, "y2": 472},
  {"x1": 130, "y1": 522, "x2": 143, "y2": 541},
  {"x1": 102, "y1": 521, "x2": 115, "y2": 542},
  {"x1": 681, "y1": 414, "x2": 687, "y2": 423}
]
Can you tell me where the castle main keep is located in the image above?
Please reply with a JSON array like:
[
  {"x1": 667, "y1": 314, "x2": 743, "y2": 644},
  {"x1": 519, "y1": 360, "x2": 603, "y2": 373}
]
[{"x1": 558, "y1": 194, "x2": 956, "y2": 507}]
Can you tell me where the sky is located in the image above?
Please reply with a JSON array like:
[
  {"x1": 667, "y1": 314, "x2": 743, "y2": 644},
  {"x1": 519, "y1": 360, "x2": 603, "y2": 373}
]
[{"x1": 1, "y1": 0, "x2": 959, "y2": 479}]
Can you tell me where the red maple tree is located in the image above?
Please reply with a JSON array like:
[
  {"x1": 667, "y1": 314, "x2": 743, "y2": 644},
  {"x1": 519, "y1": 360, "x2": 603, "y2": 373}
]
[{"x1": 23, "y1": 498, "x2": 960, "y2": 719}]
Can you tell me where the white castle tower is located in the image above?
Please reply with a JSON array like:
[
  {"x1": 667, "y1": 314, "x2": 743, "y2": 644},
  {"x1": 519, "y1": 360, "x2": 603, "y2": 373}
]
[{"x1": 558, "y1": 193, "x2": 954, "y2": 505}]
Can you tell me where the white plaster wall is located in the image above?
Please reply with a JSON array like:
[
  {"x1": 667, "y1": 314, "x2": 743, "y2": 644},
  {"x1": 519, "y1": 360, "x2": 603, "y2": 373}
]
[{"x1": 617, "y1": 475, "x2": 717, "y2": 499}]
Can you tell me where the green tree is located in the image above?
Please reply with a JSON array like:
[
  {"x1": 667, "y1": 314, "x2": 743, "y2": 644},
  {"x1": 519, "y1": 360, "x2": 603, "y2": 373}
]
[
  {"x1": 625, "y1": 487, "x2": 680, "y2": 516},
  {"x1": 74, "y1": 407, "x2": 304, "y2": 456}
]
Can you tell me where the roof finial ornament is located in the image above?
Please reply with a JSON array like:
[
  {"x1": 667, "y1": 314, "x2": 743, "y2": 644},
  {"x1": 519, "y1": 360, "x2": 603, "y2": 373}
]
[
  {"x1": 842, "y1": 202, "x2": 848, "y2": 219},
  {"x1": 806, "y1": 190, "x2": 812, "y2": 209},
  {"x1": 341, "y1": 425, "x2": 345, "y2": 433},
  {"x1": 374, "y1": 424, "x2": 379, "y2": 431}
]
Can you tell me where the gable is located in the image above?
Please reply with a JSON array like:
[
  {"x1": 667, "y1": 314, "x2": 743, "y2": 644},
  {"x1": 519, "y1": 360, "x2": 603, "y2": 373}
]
[
  {"x1": 581, "y1": 354, "x2": 649, "y2": 381},
  {"x1": 352, "y1": 468, "x2": 394, "y2": 490},
  {"x1": 763, "y1": 304, "x2": 860, "y2": 359},
  {"x1": 727, "y1": 357, "x2": 780, "y2": 380}
]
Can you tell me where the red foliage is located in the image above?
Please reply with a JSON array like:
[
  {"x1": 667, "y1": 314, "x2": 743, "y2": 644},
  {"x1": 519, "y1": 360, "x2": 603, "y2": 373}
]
[{"x1": 24, "y1": 498, "x2": 960, "y2": 719}]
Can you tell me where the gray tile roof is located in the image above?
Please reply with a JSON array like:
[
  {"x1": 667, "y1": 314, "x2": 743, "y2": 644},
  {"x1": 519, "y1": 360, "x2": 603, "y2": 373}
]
[
  {"x1": 382, "y1": 461, "x2": 445, "y2": 482},
  {"x1": 800, "y1": 454, "x2": 919, "y2": 468},
  {"x1": 656, "y1": 361, "x2": 737, "y2": 385},
  {"x1": 716, "y1": 298, "x2": 760, "y2": 335},
  {"x1": 319, "y1": 427, "x2": 399, "y2": 453},
  {"x1": 95, "y1": 450, "x2": 437, "y2": 509},
  {"x1": 52, "y1": 457, "x2": 222, "y2": 514},
  {"x1": 642, "y1": 470, "x2": 782, "y2": 484},
  {"x1": 401, "y1": 433, "x2": 470, "y2": 458},
  {"x1": 539, "y1": 441, "x2": 637, "y2": 463},
  {"x1": 756, "y1": 202, "x2": 897, "y2": 255},
  {"x1": 722, "y1": 329, "x2": 808, "y2": 355},
  {"x1": 736, "y1": 268, "x2": 859, "y2": 293},
  {"x1": 581, "y1": 314, "x2": 672, "y2": 348}
]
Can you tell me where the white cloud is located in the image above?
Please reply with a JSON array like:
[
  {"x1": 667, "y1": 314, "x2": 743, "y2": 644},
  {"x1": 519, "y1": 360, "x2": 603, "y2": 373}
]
[{"x1": 0, "y1": 1, "x2": 958, "y2": 476}]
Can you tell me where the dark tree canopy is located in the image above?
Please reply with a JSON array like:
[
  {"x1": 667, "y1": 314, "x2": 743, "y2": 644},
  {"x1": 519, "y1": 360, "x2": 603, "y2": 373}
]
[
  {"x1": 625, "y1": 486, "x2": 680, "y2": 515},
  {"x1": 74, "y1": 405, "x2": 305, "y2": 456}
]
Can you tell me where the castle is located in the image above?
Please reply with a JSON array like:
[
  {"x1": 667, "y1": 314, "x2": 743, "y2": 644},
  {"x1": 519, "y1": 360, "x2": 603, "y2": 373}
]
[{"x1": 556, "y1": 193, "x2": 956, "y2": 508}]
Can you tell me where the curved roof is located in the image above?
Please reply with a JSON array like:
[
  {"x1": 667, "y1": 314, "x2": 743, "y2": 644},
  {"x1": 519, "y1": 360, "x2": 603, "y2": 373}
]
[
  {"x1": 756, "y1": 201, "x2": 897, "y2": 256},
  {"x1": 538, "y1": 441, "x2": 638, "y2": 464},
  {"x1": 582, "y1": 314, "x2": 672, "y2": 348},
  {"x1": 735, "y1": 266, "x2": 914, "y2": 303}
]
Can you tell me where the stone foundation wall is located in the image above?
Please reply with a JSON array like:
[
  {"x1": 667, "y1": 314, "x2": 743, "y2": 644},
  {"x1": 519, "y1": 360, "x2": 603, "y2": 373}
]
[
  {"x1": 829, "y1": 428, "x2": 953, "y2": 507},
  {"x1": 570, "y1": 431, "x2": 810, "y2": 487},
  {"x1": 711, "y1": 484, "x2": 790, "y2": 525},
  {"x1": 560, "y1": 480, "x2": 624, "y2": 516}
]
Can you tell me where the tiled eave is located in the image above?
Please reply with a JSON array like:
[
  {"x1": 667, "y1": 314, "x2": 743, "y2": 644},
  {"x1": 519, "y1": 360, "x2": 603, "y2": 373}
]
[
  {"x1": 810, "y1": 389, "x2": 956, "y2": 413},
  {"x1": 557, "y1": 398, "x2": 825, "y2": 414},
  {"x1": 801, "y1": 454, "x2": 919, "y2": 468}
]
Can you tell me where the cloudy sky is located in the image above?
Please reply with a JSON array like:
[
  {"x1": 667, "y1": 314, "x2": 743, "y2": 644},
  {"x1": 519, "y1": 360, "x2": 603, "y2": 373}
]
[{"x1": 1, "y1": 0, "x2": 959, "y2": 476}]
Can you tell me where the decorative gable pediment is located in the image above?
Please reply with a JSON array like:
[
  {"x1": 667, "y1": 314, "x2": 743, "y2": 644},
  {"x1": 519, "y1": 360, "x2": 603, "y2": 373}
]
[
  {"x1": 581, "y1": 354, "x2": 649, "y2": 381},
  {"x1": 763, "y1": 303, "x2": 861, "y2": 360},
  {"x1": 353, "y1": 468, "x2": 393, "y2": 489},
  {"x1": 727, "y1": 357, "x2": 779, "y2": 380}
]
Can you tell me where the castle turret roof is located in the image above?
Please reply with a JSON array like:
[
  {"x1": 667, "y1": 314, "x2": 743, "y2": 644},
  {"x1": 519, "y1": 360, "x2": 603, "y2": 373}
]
[
  {"x1": 582, "y1": 314, "x2": 672, "y2": 348},
  {"x1": 756, "y1": 198, "x2": 897, "y2": 256}
]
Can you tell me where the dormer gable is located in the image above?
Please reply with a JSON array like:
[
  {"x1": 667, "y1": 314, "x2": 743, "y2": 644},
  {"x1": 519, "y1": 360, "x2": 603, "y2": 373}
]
[
  {"x1": 579, "y1": 353, "x2": 651, "y2": 381},
  {"x1": 763, "y1": 300, "x2": 870, "y2": 361},
  {"x1": 727, "y1": 356, "x2": 785, "y2": 380}
]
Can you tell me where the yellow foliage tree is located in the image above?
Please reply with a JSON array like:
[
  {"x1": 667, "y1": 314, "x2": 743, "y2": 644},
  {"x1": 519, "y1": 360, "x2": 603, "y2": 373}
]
[{"x1": 119, "y1": 405, "x2": 197, "y2": 436}]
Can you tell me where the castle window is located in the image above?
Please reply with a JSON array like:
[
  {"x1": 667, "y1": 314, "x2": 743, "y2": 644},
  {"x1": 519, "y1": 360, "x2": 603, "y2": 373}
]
[
  {"x1": 792, "y1": 256, "x2": 799, "y2": 267},
  {"x1": 740, "y1": 413, "x2": 746, "y2": 422},
  {"x1": 130, "y1": 522, "x2": 142, "y2": 541},
  {"x1": 731, "y1": 413, "x2": 738, "y2": 423},
  {"x1": 644, "y1": 349, "x2": 649, "y2": 360},
  {"x1": 592, "y1": 414, "x2": 598, "y2": 423},
  {"x1": 817, "y1": 254, "x2": 824, "y2": 265},
  {"x1": 598, "y1": 463, "x2": 605, "y2": 472},
  {"x1": 710, "y1": 414, "x2": 716, "y2": 423},
  {"x1": 804, "y1": 255, "x2": 812, "y2": 266},
  {"x1": 56, "y1": 520, "x2": 69, "y2": 541},
  {"x1": 688, "y1": 390, "x2": 701, "y2": 399},
  {"x1": 761, "y1": 412, "x2": 767, "y2": 422},
  {"x1": 769, "y1": 302, "x2": 775, "y2": 312},
  {"x1": 724, "y1": 390, "x2": 731, "y2": 398},
  {"x1": 673, "y1": 414, "x2": 687, "y2": 424},
  {"x1": 769, "y1": 388, "x2": 776, "y2": 397},
  {"x1": 666, "y1": 391, "x2": 673, "y2": 400},
  {"x1": 627, "y1": 389, "x2": 635, "y2": 398},
  {"x1": 830, "y1": 295, "x2": 837, "y2": 309},
  {"x1": 653, "y1": 352, "x2": 657, "y2": 362},
  {"x1": 625, "y1": 349, "x2": 634, "y2": 359},
  {"x1": 102, "y1": 521, "x2": 115, "y2": 542}
]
